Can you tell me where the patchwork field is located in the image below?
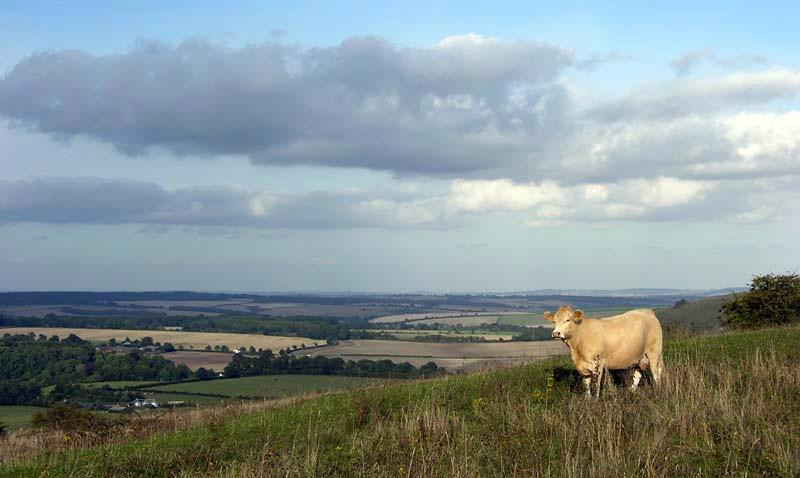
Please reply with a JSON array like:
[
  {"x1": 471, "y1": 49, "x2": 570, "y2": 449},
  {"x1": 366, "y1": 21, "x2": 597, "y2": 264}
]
[
  {"x1": 309, "y1": 339, "x2": 566, "y2": 370},
  {"x1": 365, "y1": 329, "x2": 515, "y2": 341},
  {"x1": 369, "y1": 311, "x2": 512, "y2": 324},
  {"x1": 0, "y1": 327, "x2": 316, "y2": 352},
  {"x1": 144, "y1": 375, "x2": 380, "y2": 399},
  {"x1": 160, "y1": 351, "x2": 234, "y2": 371}
]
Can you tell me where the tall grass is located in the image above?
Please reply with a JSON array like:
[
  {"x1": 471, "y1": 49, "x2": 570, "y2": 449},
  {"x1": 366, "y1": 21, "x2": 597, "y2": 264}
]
[{"x1": 2, "y1": 327, "x2": 798, "y2": 477}]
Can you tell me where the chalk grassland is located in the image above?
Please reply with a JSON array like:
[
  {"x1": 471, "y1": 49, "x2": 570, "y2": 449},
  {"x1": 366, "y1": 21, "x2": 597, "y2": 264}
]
[
  {"x1": 0, "y1": 407, "x2": 44, "y2": 430},
  {"x1": 160, "y1": 351, "x2": 234, "y2": 371},
  {"x1": 3, "y1": 327, "x2": 797, "y2": 477},
  {"x1": 0, "y1": 327, "x2": 317, "y2": 351},
  {"x1": 308, "y1": 339, "x2": 566, "y2": 370},
  {"x1": 144, "y1": 375, "x2": 380, "y2": 399}
]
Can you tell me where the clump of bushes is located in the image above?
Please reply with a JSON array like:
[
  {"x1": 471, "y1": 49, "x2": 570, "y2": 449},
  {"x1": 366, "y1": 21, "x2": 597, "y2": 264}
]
[
  {"x1": 31, "y1": 404, "x2": 122, "y2": 436},
  {"x1": 722, "y1": 273, "x2": 800, "y2": 329}
]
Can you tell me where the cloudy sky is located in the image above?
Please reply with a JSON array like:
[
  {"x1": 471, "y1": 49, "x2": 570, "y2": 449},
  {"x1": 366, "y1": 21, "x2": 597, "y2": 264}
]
[{"x1": 1, "y1": 1, "x2": 799, "y2": 292}]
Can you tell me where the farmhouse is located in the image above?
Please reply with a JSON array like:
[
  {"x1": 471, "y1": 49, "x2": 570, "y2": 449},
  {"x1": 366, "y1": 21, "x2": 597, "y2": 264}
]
[{"x1": 130, "y1": 398, "x2": 159, "y2": 409}]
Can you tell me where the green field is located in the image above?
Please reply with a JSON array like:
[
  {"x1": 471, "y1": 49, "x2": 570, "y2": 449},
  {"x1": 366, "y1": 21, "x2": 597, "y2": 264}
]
[
  {"x1": 143, "y1": 375, "x2": 380, "y2": 399},
  {"x1": 0, "y1": 406, "x2": 45, "y2": 430},
  {"x1": 138, "y1": 392, "x2": 224, "y2": 404},
  {"x1": 497, "y1": 313, "x2": 551, "y2": 326}
]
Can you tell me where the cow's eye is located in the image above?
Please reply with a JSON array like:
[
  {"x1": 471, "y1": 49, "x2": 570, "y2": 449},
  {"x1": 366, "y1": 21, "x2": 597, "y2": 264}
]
[{"x1": 565, "y1": 319, "x2": 570, "y2": 322}]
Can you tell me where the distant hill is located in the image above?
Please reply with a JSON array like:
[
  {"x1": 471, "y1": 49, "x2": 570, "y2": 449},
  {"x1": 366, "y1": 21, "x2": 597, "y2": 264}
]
[{"x1": 655, "y1": 295, "x2": 731, "y2": 330}]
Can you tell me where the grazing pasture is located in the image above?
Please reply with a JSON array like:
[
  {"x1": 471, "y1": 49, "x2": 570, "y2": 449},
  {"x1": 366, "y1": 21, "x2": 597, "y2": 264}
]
[
  {"x1": 0, "y1": 406, "x2": 44, "y2": 430},
  {"x1": 0, "y1": 327, "x2": 315, "y2": 352}
]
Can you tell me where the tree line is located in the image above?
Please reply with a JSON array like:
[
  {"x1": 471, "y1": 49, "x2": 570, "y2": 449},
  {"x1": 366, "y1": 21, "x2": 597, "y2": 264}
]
[
  {"x1": 0, "y1": 314, "x2": 381, "y2": 341},
  {"x1": 0, "y1": 333, "x2": 192, "y2": 405},
  {"x1": 221, "y1": 350, "x2": 442, "y2": 379}
]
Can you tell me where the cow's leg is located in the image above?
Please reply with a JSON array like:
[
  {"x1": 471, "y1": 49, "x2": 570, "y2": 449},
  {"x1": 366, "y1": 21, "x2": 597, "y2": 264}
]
[
  {"x1": 592, "y1": 357, "x2": 605, "y2": 398},
  {"x1": 582, "y1": 375, "x2": 592, "y2": 398},
  {"x1": 630, "y1": 368, "x2": 643, "y2": 392},
  {"x1": 650, "y1": 352, "x2": 663, "y2": 386}
]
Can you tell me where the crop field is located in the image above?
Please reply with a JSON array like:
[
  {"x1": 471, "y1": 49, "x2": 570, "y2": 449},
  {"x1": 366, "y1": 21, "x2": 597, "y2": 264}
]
[
  {"x1": 370, "y1": 311, "x2": 510, "y2": 324},
  {"x1": 144, "y1": 375, "x2": 380, "y2": 399},
  {"x1": 364, "y1": 329, "x2": 515, "y2": 341},
  {"x1": 0, "y1": 327, "x2": 315, "y2": 352},
  {"x1": 0, "y1": 406, "x2": 45, "y2": 430},
  {"x1": 309, "y1": 339, "x2": 566, "y2": 370},
  {"x1": 160, "y1": 351, "x2": 234, "y2": 371}
]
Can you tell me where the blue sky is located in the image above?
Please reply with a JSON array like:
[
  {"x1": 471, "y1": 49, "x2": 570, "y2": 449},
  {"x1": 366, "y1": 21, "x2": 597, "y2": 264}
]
[{"x1": 1, "y1": 1, "x2": 799, "y2": 291}]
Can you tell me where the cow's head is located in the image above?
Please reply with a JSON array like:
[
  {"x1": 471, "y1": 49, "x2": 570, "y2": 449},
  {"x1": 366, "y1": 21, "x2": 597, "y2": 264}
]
[{"x1": 544, "y1": 305, "x2": 584, "y2": 341}]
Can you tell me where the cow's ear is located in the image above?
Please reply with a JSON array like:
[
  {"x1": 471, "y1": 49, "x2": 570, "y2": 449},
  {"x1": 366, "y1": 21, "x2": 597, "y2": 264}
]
[
  {"x1": 573, "y1": 310, "x2": 584, "y2": 323},
  {"x1": 543, "y1": 311, "x2": 554, "y2": 322}
]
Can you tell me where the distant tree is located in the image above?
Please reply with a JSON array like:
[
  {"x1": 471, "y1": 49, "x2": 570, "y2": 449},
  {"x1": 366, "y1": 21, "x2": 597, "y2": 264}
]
[
  {"x1": 205, "y1": 345, "x2": 212, "y2": 352},
  {"x1": 161, "y1": 342, "x2": 175, "y2": 353},
  {"x1": 722, "y1": 273, "x2": 800, "y2": 329},
  {"x1": 672, "y1": 298, "x2": 688, "y2": 309},
  {"x1": 195, "y1": 368, "x2": 212, "y2": 380},
  {"x1": 220, "y1": 345, "x2": 230, "y2": 353}
]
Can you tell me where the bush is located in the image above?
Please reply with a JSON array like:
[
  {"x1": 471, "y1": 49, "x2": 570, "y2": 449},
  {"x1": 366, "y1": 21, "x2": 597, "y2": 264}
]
[
  {"x1": 722, "y1": 273, "x2": 800, "y2": 329},
  {"x1": 0, "y1": 420, "x2": 7, "y2": 438},
  {"x1": 31, "y1": 404, "x2": 118, "y2": 435}
]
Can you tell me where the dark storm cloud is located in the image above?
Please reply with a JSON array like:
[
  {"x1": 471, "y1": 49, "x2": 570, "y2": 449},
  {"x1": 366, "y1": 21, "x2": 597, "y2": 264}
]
[{"x1": 0, "y1": 36, "x2": 572, "y2": 176}]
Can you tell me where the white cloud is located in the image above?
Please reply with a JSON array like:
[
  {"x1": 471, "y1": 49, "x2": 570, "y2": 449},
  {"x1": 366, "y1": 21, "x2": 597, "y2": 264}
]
[{"x1": 446, "y1": 179, "x2": 562, "y2": 212}]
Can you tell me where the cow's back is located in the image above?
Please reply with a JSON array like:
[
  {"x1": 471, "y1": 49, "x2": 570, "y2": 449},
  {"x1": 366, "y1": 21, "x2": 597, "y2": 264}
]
[{"x1": 598, "y1": 309, "x2": 658, "y2": 369}]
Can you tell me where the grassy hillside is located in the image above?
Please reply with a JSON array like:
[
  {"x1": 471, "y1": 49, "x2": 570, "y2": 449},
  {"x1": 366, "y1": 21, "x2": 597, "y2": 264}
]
[
  {"x1": 144, "y1": 375, "x2": 380, "y2": 399},
  {"x1": 656, "y1": 294, "x2": 729, "y2": 330},
  {"x1": 2, "y1": 327, "x2": 798, "y2": 477}
]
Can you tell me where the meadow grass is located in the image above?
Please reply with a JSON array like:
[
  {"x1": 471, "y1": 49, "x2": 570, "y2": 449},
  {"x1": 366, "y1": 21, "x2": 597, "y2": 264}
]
[{"x1": 2, "y1": 327, "x2": 798, "y2": 477}]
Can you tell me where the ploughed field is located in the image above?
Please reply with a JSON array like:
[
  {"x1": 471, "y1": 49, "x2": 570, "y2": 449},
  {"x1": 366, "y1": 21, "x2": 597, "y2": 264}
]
[
  {"x1": 160, "y1": 351, "x2": 235, "y2": 371},
  {"x1": 308, "y1": 339, "x2": 566, "y2": 370},
  {"x1": 0, "y1": 327, "x2": 316, "y2": 352}
]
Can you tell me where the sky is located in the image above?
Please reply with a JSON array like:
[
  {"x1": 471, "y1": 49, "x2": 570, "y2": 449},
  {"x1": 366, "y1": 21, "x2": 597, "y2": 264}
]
[{"x1": 1, "y1": 1, "x2": 799, "y2": 292}]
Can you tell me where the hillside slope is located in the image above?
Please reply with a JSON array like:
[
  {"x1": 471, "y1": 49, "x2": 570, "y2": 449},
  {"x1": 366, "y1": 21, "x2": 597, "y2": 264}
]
[
  {"x1": 2, "y1": 327, "x2": 798, "y2": 477},
  {"x1": 655, "y1": 294, "x2": 729, "y2": 329}
]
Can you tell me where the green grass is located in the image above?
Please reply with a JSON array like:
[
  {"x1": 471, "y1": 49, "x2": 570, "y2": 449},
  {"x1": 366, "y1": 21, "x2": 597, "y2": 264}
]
[
  {"x1": 142, "y1": 375, "x2": 380, "y2": 399},
  {"x1": 497, "y1": 313, "x2": 551, "y2": 326},
  {"x1": 0, "y1": 406, "x2": 46, "y2": 431},
  {"x1": 3, "y1": 327, "x2": 799, "y2": 477}
]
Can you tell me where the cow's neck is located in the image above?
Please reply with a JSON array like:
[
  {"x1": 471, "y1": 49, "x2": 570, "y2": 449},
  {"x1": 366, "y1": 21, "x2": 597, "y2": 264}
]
[{"x1": 563, "y1": 323, "x2": 589, "y2": 360}]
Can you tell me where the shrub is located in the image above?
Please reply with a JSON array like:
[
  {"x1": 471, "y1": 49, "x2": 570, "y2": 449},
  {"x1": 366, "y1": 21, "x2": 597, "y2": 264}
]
[
  {"x1": 722, "y1": 273, "x2": 800, "y2": 329},
  {"x1": 31, "y1": 404, "x2": 118, "y2": 436},
  {"x1": 0, "y1": 420, "x2": 7, "y2": 438}
]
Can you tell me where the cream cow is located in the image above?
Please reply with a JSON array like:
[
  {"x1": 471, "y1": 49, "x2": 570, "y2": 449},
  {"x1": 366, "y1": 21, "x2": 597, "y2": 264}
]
[{"x1": 544, "y1": 306, "x2": 664, "y2": 397}]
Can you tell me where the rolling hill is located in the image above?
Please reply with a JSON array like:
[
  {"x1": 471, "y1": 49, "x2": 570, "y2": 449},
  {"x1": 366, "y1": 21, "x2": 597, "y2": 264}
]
[{"x1": 1, "y1": 326, "x2": 797, "y2": 477}]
